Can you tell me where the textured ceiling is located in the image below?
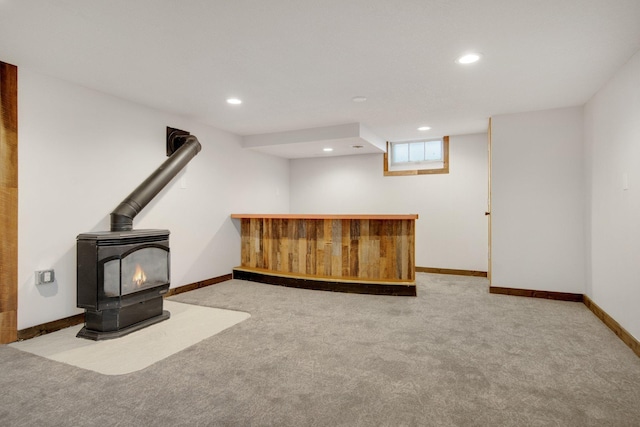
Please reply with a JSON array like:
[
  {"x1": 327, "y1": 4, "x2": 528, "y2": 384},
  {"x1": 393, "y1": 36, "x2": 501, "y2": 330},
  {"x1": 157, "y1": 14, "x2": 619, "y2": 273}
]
[{"x1": 1, "y1": 0, "x2": 639, "y2": 157}]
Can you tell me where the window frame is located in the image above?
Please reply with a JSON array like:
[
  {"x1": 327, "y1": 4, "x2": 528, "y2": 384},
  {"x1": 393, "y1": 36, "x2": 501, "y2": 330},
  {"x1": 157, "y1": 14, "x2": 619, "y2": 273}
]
[{"x1": 383, "y1": 136, "x2": 449, "y2": 176}]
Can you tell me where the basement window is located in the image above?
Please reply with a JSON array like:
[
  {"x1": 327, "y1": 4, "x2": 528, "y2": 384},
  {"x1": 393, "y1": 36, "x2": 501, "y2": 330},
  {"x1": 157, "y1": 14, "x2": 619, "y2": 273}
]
[{"x1": 384, "y1": 136, "x2": 449, "y2": 176}]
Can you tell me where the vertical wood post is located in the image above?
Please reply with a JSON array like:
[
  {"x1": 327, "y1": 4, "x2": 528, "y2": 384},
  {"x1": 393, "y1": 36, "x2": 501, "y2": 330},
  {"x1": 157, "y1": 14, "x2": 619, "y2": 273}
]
[{"x1": 0, "y1": 61, "x2": 18, "y2": 343}]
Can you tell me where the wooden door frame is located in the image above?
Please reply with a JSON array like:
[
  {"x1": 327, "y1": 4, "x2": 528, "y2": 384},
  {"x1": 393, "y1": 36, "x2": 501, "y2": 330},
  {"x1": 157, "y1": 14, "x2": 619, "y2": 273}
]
[
  {"x1": 0, "y1": 61, "x2": 18, "y2": 343},
  {"x1": 487, "y1": 117, "x2": 492, "y2": 284}
]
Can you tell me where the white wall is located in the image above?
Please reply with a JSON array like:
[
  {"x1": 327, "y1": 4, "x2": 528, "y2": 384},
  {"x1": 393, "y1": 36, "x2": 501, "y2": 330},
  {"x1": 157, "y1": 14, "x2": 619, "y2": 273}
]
[
  {"x1": 290, "y1": 133, "x2": 489, "y2": 271},
  {"x1": 584, "y1": 49, "x2": 640, "y2": 340},
  {"x1": 17, "y1": 68, "x2": 289, "y2": 329},
  {"x1": 491, "y1": 107, "x2": 585, "y2": 294}
]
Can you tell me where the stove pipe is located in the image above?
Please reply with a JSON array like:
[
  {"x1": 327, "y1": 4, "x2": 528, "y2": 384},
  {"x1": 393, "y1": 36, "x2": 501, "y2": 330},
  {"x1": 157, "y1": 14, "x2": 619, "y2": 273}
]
[{"x1": 110, "y1": 134, "x2": 201, "y2": 232}]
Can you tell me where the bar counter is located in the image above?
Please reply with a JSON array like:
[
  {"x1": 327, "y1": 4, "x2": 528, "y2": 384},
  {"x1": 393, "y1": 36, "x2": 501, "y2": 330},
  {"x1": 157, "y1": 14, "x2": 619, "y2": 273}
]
[{"x1": 231, "y1": 214, "x2": 418, "y2": 296}]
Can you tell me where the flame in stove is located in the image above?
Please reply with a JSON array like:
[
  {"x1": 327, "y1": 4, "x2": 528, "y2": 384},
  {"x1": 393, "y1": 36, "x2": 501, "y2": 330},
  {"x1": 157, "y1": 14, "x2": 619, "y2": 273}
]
[{"x1": 132, "y1": 264, "x2": 147, "y2": 287}]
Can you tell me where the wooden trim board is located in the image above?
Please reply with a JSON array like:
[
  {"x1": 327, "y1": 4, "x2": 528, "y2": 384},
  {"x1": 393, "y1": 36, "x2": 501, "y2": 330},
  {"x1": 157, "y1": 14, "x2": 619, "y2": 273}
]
[
  {"x1": 15, "y1": 271, "x2": 639, "y2": 358},
  {"x1": 416, "y1": 267, "x2": 488, "y2": 277},
  {"x1": 16, "y1": 274, "x2": 233, "y2": 340},
  {"x1": 0, "y1": 61, "x2": 18, "y2": 344},
  {"x1": 490, "y1": 286, "x2": 639, "y2": 358},
  {"x1": 489, "y1": 286, "x2": 583, "y2": 302},
  {"x1": 487, "y1": 117, "x2": 492, "y2": 283},
  {"x1": 18, "y1": 313, "x2": 85, "y2": 341},
  {"x1": 233, "y1": 267, "x2": 417, "y2": 296},
  {"x1": 231, "y1": 214, "x2": 418, "y2": 220},
  {"x1": 583, "y1": 295, "x2": 640, "y2": 358},
  {"x1": 164, "y1": 274, "x2": 232, "y2": 297}
]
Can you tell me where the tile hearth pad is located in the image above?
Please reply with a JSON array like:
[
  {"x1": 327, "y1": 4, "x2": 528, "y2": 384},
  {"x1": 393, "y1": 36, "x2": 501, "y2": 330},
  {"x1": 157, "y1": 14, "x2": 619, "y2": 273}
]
[{"x1": 9, "y1": 300, "x2": 250, "y2": 375}]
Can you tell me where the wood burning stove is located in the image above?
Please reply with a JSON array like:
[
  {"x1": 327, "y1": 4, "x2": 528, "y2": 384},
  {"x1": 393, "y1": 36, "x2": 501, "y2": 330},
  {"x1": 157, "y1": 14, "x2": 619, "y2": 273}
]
[
  {"x1": 76, "y1": 229, "x2": 170, "y2": 340},
  {"x1": 76, "y1": 131, "x2": 201, "y2": 340}
]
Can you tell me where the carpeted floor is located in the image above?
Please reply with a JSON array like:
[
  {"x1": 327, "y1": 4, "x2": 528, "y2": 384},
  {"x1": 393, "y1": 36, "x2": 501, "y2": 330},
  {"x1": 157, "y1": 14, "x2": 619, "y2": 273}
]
[{"x1": 1, "y1": 273, "x2": 639, "y2": 426}]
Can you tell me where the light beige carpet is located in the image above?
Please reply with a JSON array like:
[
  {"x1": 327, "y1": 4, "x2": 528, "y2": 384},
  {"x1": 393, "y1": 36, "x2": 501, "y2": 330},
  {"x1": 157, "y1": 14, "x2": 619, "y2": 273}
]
[{"x1": 9, "y1": 300, "x2": 250, "y2": 375}]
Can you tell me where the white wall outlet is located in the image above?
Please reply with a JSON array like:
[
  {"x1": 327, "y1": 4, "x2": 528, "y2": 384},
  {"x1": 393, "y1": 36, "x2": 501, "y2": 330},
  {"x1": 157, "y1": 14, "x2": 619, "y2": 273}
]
[
  {"x1": 35, "y1": 269, "x2": 55, "y2": 285},
  {"x1": 623, "y1": 173, "x2": 629, "y2": 191}
]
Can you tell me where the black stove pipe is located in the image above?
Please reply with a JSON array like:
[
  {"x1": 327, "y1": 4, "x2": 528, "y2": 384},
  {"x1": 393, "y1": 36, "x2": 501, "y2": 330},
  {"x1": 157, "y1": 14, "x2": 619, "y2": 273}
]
[{"x1": 110, "y1": 134, "x2": 202, "y2": 232}]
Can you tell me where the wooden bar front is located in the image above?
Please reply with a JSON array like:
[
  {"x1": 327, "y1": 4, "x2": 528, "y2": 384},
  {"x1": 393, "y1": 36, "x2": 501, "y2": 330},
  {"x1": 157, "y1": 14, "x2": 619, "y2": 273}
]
[{"x1": 231, "y1": 214, "x2": 418, "y2": 296}]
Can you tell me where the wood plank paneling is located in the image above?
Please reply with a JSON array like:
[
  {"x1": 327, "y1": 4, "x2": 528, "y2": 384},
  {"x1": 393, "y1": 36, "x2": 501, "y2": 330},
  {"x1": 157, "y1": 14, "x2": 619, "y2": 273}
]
[
  {"x1": 0, "y1": 61, "x2": 18, "y2": 344},
  {"x1": 236, "y1": 217, "x2": 416, "y2": 281}
]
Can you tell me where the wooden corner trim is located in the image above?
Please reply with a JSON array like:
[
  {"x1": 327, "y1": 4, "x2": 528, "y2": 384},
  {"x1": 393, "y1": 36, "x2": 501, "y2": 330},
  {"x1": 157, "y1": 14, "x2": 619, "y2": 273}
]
[
  {"x1": 164, "y1": 273, "x2": 233, "y2": 298},
  {"x1": 416, "y1": 266, "x2": 487, "y2": 277},
  {"x1": 583, "y1": 295, "x2": 640, "y2": 358},
  {"x1": 489, "y1": 286, "x2": 583, "y2": 302},
  {"x1": 489, "y1": 287, "x2": 639, "y2": 358}
]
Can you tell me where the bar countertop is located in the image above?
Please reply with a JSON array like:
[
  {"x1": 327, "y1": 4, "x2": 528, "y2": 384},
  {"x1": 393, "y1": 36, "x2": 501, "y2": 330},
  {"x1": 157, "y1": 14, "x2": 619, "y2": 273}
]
[{"x1": 231, "y1": 213, "x2": 419, "y2": 220}]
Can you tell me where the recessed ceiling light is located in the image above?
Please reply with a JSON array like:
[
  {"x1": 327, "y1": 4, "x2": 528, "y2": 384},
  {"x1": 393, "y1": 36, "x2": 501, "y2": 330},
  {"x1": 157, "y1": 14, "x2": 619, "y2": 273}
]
[
  {"x1": 456, "y1": 53, "x2": 481, "y2": 64},
  {"x1": 417, "y1": 126, "x2": 431, "y2": 131},
  {"x1": 323, "y1": 148, "x2": 334, "y2": 152},
  {"x1": 226, "y1": 97, "x2": 242, "y2": 105},
  {"x1": 352, "y1": 96, "x2": 367, "y2": 103}
]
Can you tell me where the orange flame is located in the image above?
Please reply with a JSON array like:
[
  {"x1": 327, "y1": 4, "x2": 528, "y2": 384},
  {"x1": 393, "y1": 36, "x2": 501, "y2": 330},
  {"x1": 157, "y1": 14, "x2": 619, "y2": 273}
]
[{"x1": 132, "y1": 264, "x2": 147, "y2": 287}]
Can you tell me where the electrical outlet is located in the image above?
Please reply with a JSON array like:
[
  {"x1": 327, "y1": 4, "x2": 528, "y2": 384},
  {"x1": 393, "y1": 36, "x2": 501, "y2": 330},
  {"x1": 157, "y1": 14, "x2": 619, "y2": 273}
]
[{"x1": 35, "y1": 270, "x2": 55, "y2": 285}]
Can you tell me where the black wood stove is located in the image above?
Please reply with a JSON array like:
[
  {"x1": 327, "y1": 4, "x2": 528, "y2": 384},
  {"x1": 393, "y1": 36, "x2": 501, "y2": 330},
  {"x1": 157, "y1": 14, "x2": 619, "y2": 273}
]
[
  {"x1": 76, "y1": 130, "x2": 201, "y2": 340},
  {"x1": 76, "y1": 229, "x2": 171, "y2": 340}
]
